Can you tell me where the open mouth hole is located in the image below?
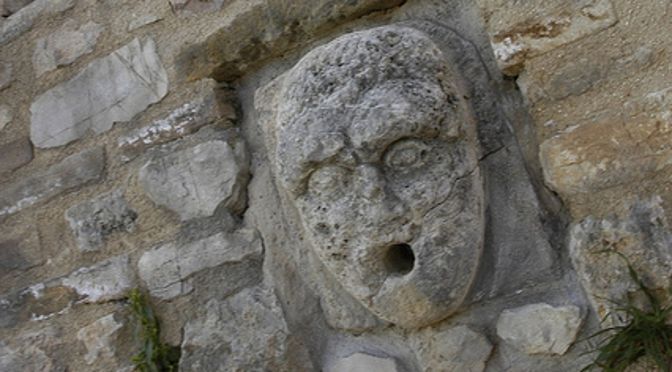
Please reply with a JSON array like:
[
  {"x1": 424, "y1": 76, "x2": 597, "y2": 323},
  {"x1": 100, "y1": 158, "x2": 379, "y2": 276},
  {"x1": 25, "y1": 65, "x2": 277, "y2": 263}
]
[{"x1": 384, "y1": 243, "x2": 415, "y2": 276}]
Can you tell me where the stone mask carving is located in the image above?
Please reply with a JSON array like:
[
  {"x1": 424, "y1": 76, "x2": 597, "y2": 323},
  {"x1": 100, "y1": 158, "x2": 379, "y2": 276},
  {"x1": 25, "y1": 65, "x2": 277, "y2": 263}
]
[{"x1": 267, "y1": 25, "x2": 485, "y2": 328}]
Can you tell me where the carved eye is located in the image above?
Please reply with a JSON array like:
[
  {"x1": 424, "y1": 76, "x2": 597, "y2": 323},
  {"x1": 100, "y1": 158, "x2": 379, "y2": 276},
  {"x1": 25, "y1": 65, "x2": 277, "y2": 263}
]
[
  {"x1": 384, "y1": 139, "x2": 430, "y2": 170},
  {"x1": 307, "y1": 165, "x2": 350, "y2": 198}
]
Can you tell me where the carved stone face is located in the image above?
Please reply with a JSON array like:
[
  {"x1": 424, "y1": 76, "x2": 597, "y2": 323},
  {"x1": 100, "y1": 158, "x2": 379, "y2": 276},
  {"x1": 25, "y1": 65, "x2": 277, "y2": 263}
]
[{"x1": 270, "y1": 26, "x2": 484, "y2": 328}]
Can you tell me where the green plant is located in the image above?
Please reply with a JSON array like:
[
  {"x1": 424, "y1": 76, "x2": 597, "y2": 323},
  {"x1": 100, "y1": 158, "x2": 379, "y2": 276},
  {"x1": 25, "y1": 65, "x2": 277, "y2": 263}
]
[
  {"x1": 581, "y1": 250, "x2": 672, "y2": 372},
  {"x1": 129, "y1": 289, "x2": 180, "y2": 372}
]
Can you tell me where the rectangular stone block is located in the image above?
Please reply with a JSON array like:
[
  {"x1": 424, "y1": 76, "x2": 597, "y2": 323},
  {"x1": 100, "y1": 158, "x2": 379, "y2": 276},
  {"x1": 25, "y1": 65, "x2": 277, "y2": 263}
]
[
  {"x1": 138, "y1": 229, "x2": 262, "y2": 299},
  {"x1": 30, "y1": 38, "x2": 168, "y2": 148},
  {"x1": 0, "y1": 147, "x2": 104, "y2": 218}
]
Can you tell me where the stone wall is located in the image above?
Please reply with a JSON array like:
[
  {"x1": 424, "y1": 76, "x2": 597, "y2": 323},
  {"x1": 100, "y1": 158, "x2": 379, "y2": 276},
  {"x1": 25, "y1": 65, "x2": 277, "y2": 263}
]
[{"x1": 1, "y1": 0, "x2": 670, "y2": 371}]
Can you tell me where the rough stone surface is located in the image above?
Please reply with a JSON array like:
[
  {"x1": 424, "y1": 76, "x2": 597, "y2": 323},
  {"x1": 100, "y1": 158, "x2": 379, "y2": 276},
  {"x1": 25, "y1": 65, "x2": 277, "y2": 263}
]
[
  {"x1": 30, "y1": 37, "x2": 168, "y2": 148},
  {"x1": 570, "y1": 197, "x2": 672, "y2": 322},
  {"x1": 139, "y1": 139, "x2": 248, "y2": 220},
  {"x1": 258, "y1": 25, "x2": 484, "y2": 328},
  {"x1": 0, "y1": 147, "x2": 105, "y2": 218},
  {"x1": 0, "y1": 136, "x2": 32, "y2": 174},
  {"x1": 61, "y1": 254, "x2": 134, "y2": 303},
  {"x1": 127, "y1": 13, "x2": 161, "y2": 31},
  {"x1": 0, "y1": 104, "x2": 11, "y2": 130},
  {"x1": 0, "y1": 331, "x2": 55, "y2": 371},
  {"x1": 412, "y1": 325, "x2": 493, "y2": 372},
  {"x1": 325, "y1": 352, "x2": 399, "y2": 372},
  {"x1": 179, "y1": 286, "x2": 292, "y2": 371},
  {"x1": 117, "y1": 90, "x2": 233, "y2": 162},
  {"x1": 177, "y1": 0, "x2": 406, "y2": 81},
  {"x1": 65, "y1": 189, "x2": 138, "y2": 252},
  {"x1": 77, "y1": 313, "x2": 123, "y2": 365},
  {"x1": 170, "y1": 0, "x2": 226, "y2": 15},
  {"x1": 0, "y1": 0, "x2": 34, "y2": 16},
  {"x1": 496, "y1": 303, "x2": 583, "y2": 355},
  {"x1": 0, "y1": 232, "x2": 41, "y2": 280},
  {"x1": 0, "y1": 0, "x2": 75, "y2": 46},
  {"x1": 480, "y1": 0, "x2": 618, "y2": 75},
  {"x1": 540, "y1": 114, "x2": 672, "y2": 195},
  {"x1": 32, "y1": 20, "x2": 103, "y2": 77},
  {"x1": 0, "y1": 62, "x2": 12, "y2": 90},
  {"x1": 138, "y1": 229, "x2": 262, "y2": 300}
]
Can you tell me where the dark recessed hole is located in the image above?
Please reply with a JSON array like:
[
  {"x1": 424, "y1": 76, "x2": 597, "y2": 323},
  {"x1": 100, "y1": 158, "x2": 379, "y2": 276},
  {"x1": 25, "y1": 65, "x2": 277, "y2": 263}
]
[{"x1": 384, "y1": 243, "x2": 415, "y2": 276}]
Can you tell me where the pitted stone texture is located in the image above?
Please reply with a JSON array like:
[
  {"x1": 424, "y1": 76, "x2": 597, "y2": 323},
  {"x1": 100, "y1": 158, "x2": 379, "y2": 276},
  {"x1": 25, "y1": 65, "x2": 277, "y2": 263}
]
[
  {"x1": 412, "y1": 325, "x2": 492, "y2": 372},
  {"x1": 138, "y1": 229, "x2": 262, "y2": 300},
  {"x1": 0, "y1": 147, "x2": 104, "y2": 218},
  {"x1": 117, "y1": 90, "x2": 234, "y2": 162},
  {"x1": 259, "y1": 25, "x2": 484, "y2": 328},
  {"x1": 30, "y1": 38, "x2": 168, "y2": 148},
  {"x1": 479, "y1": 0, "x2": 617, "y2": 75},
  {"x1": 61, "y1": 254, "x2": 134, "y2": 303},
  {"x1": 177, "y1": 0, "x2": 405, "y2": 81},
  {"x1": 180, "y1": 286, "x2": 292, "y2": 371},
  {"x1": 0, "y1": 0, "x2": 75, "y2": 46},
  {"x1": 570, "y1": 197, "x2": 672, "y2": 323},
  {"x1": 0, "y1": 136, "x2": 33, "y2": 174},
  {"x1": 0, "y1": 104, "x2": 12, "y2": 131},
  {"x1": 325, "y1": 353, "x2": 399, "y2": 372},
  {"x1": 33, "y1": 20, "x2": 103, "y2": 77},
  {"x1": 496, "y1": 303, "x2": 583, "y2": 355},
  {"x1": 65, "y1": 189, "x2": 137, "y2": 252},
  {"x1": 139, "y1": 139, "x2": 248, "y2": 220},
  {"x1": 0, "y1": 62, "x2": 12, "y2": 90},
  {"x1": 77, "y1": 313, "x2": 123, "y2": 365}
]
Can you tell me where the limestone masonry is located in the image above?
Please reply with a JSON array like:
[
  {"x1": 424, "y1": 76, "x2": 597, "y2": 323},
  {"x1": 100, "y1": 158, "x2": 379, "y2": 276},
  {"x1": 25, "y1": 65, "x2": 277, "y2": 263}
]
[{"x1": 0, "y1": 0, "x2": 671, "y2": 371}]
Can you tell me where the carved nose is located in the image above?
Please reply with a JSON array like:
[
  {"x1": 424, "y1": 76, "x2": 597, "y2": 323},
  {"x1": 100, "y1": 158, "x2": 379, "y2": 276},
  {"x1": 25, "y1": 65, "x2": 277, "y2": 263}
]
[{"x1": 355, "y1": 164, "x2": 386, "y2": 200}]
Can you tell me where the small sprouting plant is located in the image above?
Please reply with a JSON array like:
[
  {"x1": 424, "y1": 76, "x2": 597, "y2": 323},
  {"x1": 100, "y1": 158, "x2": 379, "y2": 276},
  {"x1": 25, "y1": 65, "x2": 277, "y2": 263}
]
[
  {"x1": 129, "y1": 289, "x2": 181, "y2": 372},
  {"x1": 581, "y1": 250, "x2": 672, "y2": 372}
]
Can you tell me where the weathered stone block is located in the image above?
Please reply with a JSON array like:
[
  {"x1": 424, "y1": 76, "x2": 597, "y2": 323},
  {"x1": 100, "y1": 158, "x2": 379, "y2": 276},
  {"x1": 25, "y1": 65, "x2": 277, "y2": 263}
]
[
  {"x1": 30, "y1": 38, "x2": 168, "y2": 148},
  {"x1": 325, "y1": 353, "x2": 399, "y2": 372},
  {"x1": 411, "y1": 325, "x2": 493, "y2": 372},
  {"x1": 0, "y1": 0, "x2": 75, "y2": 46},
  {"x1": 65, "y1": 189, "x2": 137, "y2": 252},
  {"x1": 139, "y1": 139, "x2": 248, "y2": 220},
  {"x1": 0, "y1": 136, "x2": 33, "y2": 174},
  {"x1": 0, "y1": 225, "x2": 42, "y2": 282},
  {"x1": 0, "y1": 147, "x2": 105, "y2": 218},
  {"x1": 32, "y1": 20, "x2": 104, "y2": 77},
  {"x1": 176, "y1": 0, "x2": 406, "y2": 81},
  {"x1": 138, "y1": 229, "x2": 262, "y2": 300},
  {"x1": 117, "y1": 91, "x2": 233, "y2": 163},
  {"x1": 77, "y1": 313, "x2": 123, "y2": 365},
  {"x1": 540, "y1": 114, "x2": 672, "y2": 195},
  {"x1": 179, "y1": 286, "x2": 292, "y2": 371},
  {"x1": 479, "y1": 0, "x2": 617, "y2": 75},
  {"x1": 61, "y1": 254, "x2": 134, "y2": 303},
  {"x1": 496, "y1": 303, "x2": 583, "y2": 355},
  {"x1": 570, "y1": 197, "x2": 672, "y2": 323},
  {"x1": 0, "y1": 0, "x2": 34, "y2": 16}
]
